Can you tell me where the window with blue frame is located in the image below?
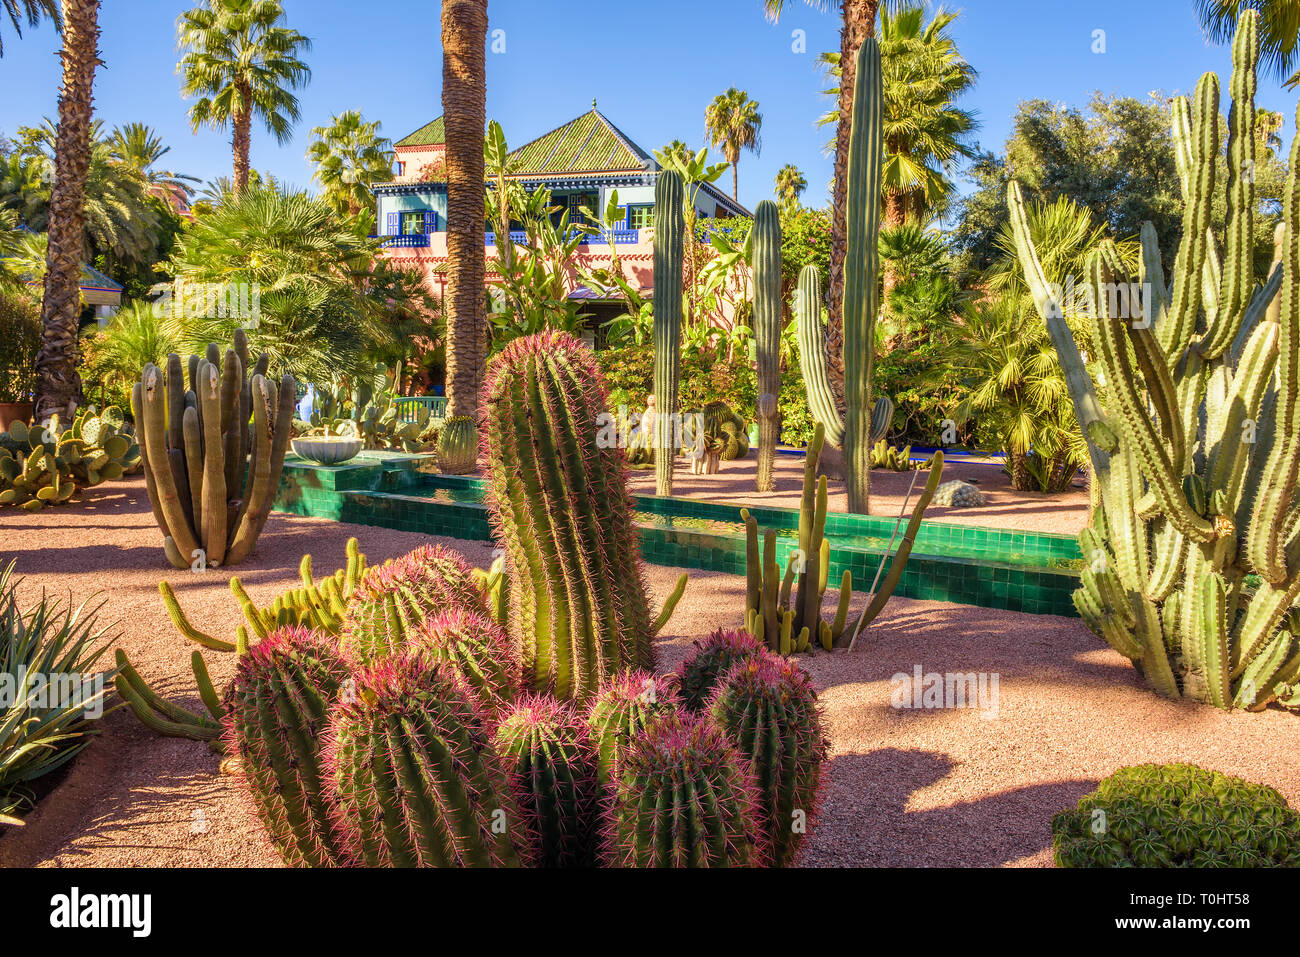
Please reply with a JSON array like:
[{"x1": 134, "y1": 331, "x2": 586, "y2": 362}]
[
  {"x1": 627, "y1": 205, "x2": 654, "y2": 229},
  {"x1": 396, "y1": 210, "x2": 437, "y2": 235}
]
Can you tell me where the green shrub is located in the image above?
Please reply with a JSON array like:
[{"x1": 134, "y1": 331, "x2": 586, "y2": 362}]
[
  {"x1": 0, "y1": 290, "x2": 40, "y2": 404},
  {"x1": 598, "y1": 343, "x2": 757, "y2": 424},
  {"x1": 1053, "y1": 764, "x2": 1300, "y2": 868}
]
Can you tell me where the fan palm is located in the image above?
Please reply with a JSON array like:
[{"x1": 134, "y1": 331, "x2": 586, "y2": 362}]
[
  {"x1": 1196, "y1": 0, "x2": 1300, "y2": 88},
  {"x1": 0, "y1": 0, "x2": 57, "y2": 57},
  {"x1": 80, "y1": 300, "x2": 176, "y2": 399},
  {"x1": 775, "y1": 163, "x2": 807, "y2": 209},
  {"x1": 34, "y1": 0, "x2": 100, "y2": 422},
  {"x1": 307, "y1": 110, "x2": 394, "y2": 217},
  {"x1": 441, "y1": 0, "x2": 489, "y2": 421},
  {"x1": 704, "y1": 87, "x2": 762, "y2": 200},
  {"x1": 107, "y1": 122, "x2": 199, "y2": 198},
  {"x1": 177, "y1": 0, "x2": 311, "y2": 193}
]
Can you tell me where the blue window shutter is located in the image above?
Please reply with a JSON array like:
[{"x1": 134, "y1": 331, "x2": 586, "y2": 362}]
[
  {"x1": 424, "y1": 210, "x2": 435, "y2": 233},
  {"x1": 386, "y1": 211, "x2": 399, "y2": 236},
  {"x1": 620, "y1": 205, "x2": 628, "y2": 228}
]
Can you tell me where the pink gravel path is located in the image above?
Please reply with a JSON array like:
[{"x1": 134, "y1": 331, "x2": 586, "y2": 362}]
[{"x1": 0, "y1": 475, "x2": 1293, "y2": 868}]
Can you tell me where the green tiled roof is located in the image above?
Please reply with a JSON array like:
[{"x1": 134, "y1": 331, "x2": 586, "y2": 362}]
[
  {"x1": 507, "y1": 109, "x2": 650, "y2": 176},
  {"x1": 395, "y1": 115, "x2": 445, "y2": 148}
]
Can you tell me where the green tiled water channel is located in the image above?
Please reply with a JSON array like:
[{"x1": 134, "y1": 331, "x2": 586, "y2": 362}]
[{"x1": 273, "y1": 453, "x2": 1083, "y2": 617}]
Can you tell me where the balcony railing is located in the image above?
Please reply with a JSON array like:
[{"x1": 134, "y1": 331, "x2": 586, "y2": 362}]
[
  {"x1": 484, "y1": 229, "x2": 528, "y2": 246},
  {"x1": 382, "y1": 233, "x2": 432, "y2": 248},
  {"x1": 484, "y1": 227, "x2": 642, "y2": 247},
  {"x1": 394, "y1": 395, "x2": 447, "y2": 424}
]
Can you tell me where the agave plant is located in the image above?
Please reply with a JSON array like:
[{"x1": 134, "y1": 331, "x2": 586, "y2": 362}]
[{"x1": 0, "y1": 561, "x2": 117, "y2": 820}]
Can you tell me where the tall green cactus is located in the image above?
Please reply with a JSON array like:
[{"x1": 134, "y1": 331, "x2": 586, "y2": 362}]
[
  {"x1": 484, "y1": 331, "x2": 664, "y2": 702},
  {"x1": 137, "y1": 330, "x2": 295, "y2": 569},
  {"x1": 843, "y1": 36, "x2": 885, "y2": 514},
  {"x1": 1009, "y1": 10, "x2": 1300, "y2": 711},
  {"x1": 325, "y1": 655, "x2": 531, "y2": 867},
  {"x1": 653, "y1": 169, "x2": 686, "y2": 497},
  {"x1": 753, "y1": 200, "x2": 783, "y2": 492},
  {"x1": 224, "y1": 626, "x2": 349, "y2": 867},
  {"x1": 795, "y1": 264, "x2": 894, "y2": 455}
]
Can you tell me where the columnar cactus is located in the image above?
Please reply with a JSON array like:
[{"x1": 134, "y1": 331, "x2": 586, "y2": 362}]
[
  {"x1": 603, "y1": 713, "x2": 765, "y2": 867},
  {"x1": 340, "y1": 543, "x2": 486, "y2": 664},
  {"x1": 224, "y1": 626, "x2": 350, "y2": 868},
  {"x1": 752, "y1": 199, "x2": 783, "y2": 493},
  {"x1": 494, "y1": 695, "x2": 601, "y2": 868},
  {"x1": 436, "y1": 415, "x2": 478, "y2": 474},
  {"x1": 136, "y1": 330, "x2": 296, "y2": 568},
  {"x1": 795, "y1": 264, "x2": 894, "y2": 454},
  {"x1": 1009, "y1": 11, "x2": 1300, "y2": 711},
  {"x1": 585, "y1": 670, "x2": 680, "y2": 791},
  {"x1": 708, "y1": 654, "x2": 827, "y2": 867},
  {"x1": 653, "y1": 169, "x2": 686, "y2": 497},
  {"x1": 483, "y1": 332, "x2": 657, "y2": 701},
  {"x1": 676, "y1": 627, "x2": 766, "y2": 711},
  {"x1": 406, "y1": 606, "x2": 519, "y2": 711},
  {"x1": 741, "y1": 422, "x2": 944, "y2": 653},
  {"x1": 324, "y1": 655, "x2": 531, "y2": 867}
]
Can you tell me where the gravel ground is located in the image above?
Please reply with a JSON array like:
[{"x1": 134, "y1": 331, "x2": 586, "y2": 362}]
[{"x1": 0, "y1": 475, "x2": 1294, "y2": 868}]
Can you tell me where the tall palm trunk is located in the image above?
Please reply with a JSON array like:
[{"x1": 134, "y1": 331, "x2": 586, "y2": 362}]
[
  {"x1": 825, "y1": 0, "x2": 878, "y2": 409},
  {"x1": 232, "y1": 85, "x2": 252, "y2": 192},
  {"x1": 731, "y1": 158, "x2": 739, "y2": 200},
  {"x1": 442, "y1": 0, "x2": 488, "y2": 421},
  {"x1": 35, "y1": 0, "x2": 101, "y2": 423}
]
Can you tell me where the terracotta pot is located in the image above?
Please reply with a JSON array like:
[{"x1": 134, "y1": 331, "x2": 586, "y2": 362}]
[{"x1": 0, "y1": 402, "x2": 32, "y2": 433}]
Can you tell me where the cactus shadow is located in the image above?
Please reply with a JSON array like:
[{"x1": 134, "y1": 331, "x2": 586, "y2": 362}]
[{"x1": 807, "y1": 748, "x2": 1098, "y2": 867}]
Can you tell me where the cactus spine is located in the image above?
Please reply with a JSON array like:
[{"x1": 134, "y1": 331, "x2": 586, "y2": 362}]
[
  {"x1": 753, "y1": 200, "x2": 783, "y2": 492},
  {"x1": 437, "y1": 415, "x2": 478, "y2": 474},
  {"x1": 843, "y1": 36, "x2": 885, "y2": 513},
  {"x1": 676, "y1": 627, "x2": 766, "y2": 711},
  {"x1": 407, "y1": 606, "x2": 520, "y2": 711},
  {"x1": 708, "y1": 653, "x2": 827, "y2": 867},
  {"x1": 484, "y1": 332, "x2": 656, "y2": 702},
  {"x1": 585, "y1": 670, "x2": 680, "y2": 791},
  {"x1": 603, "y1": 713, "x2": 764, "y2": 867},
  {"x1": 494, "y1": 695, "x2": 600, "y2": 867},
  {"x1": 138, "y1": 331, "x2": 296, "y2": 569},
  {"x1": 224, "y1": 626, "x2": 350, "y2": 867},
  {"x1": 653, "y1": 169, "x2": 685, "y2": 496},
  {"x1": 325, "y1": 656, "x2": 530, "y2": 867},
  {"x1": 1009, "y1": 11, "x2": 1300, "y2": 710}
]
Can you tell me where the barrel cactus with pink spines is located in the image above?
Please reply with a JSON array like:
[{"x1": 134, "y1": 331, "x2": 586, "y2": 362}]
[
  {"x1": 483, "y1": 331, "x2": 656, "y2": 702},
  {"x1": 407, "y1": 605, "x2": 519, "y2": 711},
  {"x1": 676, "y1": 627, "x2": 767, "y2": 711},
  {"x1": 584, "y1": 669, "x2": 681, "y2": 791}
]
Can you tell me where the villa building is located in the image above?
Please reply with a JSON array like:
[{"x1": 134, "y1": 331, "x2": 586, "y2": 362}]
[{"x1": 374, "y1": 105, "x2": 750, "y2": 332}]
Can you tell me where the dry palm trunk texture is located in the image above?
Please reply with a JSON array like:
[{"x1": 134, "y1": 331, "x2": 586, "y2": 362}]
[
  {"x1": 35, "y1": 0, "x2": 101, "y2": 423},
  {"x1": 232, "y1": 81, "x2": 252, "y2": 193},
  {"x1": 825, "y1": 0, "x2": 879, "y2": 410},
  {"x1": 442, "y1": 0, "x2": 489, "y2": 422}
]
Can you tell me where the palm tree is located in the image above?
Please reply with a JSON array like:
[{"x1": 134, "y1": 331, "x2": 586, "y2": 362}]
[
  {"x1": 34, "y1": 0, "x2": 100, "y2": 423},
  {"x1": 764, "y1": 0, "x2": 899, "y2": 395},
  {"x1": 177, "y1": 0, "x2": 311, "y2": 194},
  {"x1": 774, "y1": 163, "x2": 807, "y2": 208},
  {"x1": 659, "y1": 138, "x2": 695, "y2": 168},
  {"x1": 108, "y1": 122, "x2": 200, "y2": 197},
  {"x1": 1256, "y1": 107, "x2": 1286, "y2": 154},
  {"x1": 0, "y1": 0, "x2": 57, "y2": 56},
  {"x1": 704, "y1": 88, "x2": 762, "y2": 200},
  {"x1": 441, "y1": 0, "x2": 488, "y2": 421},
  {"x1": 1196, "y1": 0, "x2": 1300, "y2": 88},
  {"x1": 307, "y1": 110, "x2": 394, "y2": 218}
]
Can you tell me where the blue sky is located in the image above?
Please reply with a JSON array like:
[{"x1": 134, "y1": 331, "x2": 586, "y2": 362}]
[{"x1": 0, "y1": 0, "x2": 1296, "y2": 212}]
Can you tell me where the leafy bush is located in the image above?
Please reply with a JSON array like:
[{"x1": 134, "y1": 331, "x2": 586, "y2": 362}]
[
  {"x1": 0, "y1": 289, "x2": 40, "y2": 404},
  {"x1": 598, "y1": 343, "x2": 758, "y2": 425},
  {"x1": 0, "y1": 561, "x2": 117, "y2": 819},
  {"x1": 1052, "y1": 764, "x2": 1300, "y2": 868}
]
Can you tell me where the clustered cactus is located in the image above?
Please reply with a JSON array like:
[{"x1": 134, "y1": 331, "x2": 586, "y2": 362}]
[
  {"x1": 1053, "y1": 763, "x2": 1300, "y2": 868},
  {"x1": 0, "y1": 409, "x2": 139, "y2": 511},
  {"x1": 1010, "y1": 11, "x2": 1300, "y2": 711},
  {"x1": 741, "y1": 422, "x2": 943, "y2": 653},
  {"x1": 122, "y1": 332, "x2": 827, "y2": 868},
  {"x1": 136, "y1": 330, "x2": 296, "y2": 569}
]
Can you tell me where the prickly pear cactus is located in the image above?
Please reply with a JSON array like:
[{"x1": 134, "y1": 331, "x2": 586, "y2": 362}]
[
  {"x1": 0, "y1": 409, "x2": 140, "y2": 511},
  {"x1": 1010, "y1": 11, "x2": 1300, "y2": 711}
]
